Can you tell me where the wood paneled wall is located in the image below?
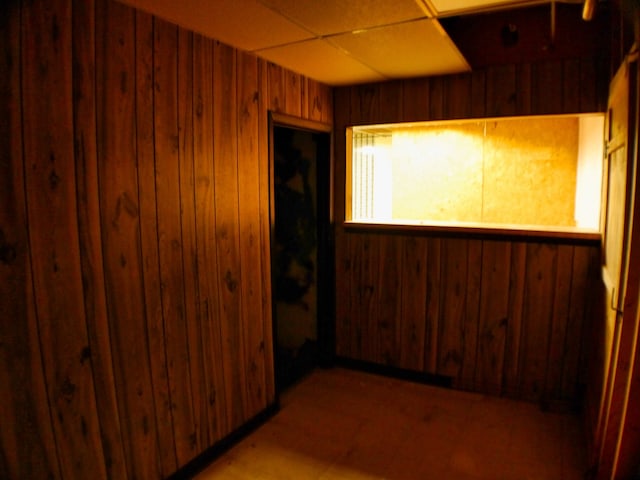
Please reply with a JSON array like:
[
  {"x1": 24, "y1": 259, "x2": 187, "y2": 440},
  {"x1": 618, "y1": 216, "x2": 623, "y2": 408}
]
[
  {"x1": 336, "y1": 232, "x2": 600, "y2": 403},
  {"x1": 0, "y1": 0, "x2": 332, "y2": 478},
  {"x1": 333, "y1": 58, "x2": 607, "y2": 404}
]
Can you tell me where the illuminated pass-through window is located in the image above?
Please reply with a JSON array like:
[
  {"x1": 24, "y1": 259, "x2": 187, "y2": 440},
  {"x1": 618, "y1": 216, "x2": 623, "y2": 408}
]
[{"x1": 347, "y1": 114, "x2": 604, "y2": 233}]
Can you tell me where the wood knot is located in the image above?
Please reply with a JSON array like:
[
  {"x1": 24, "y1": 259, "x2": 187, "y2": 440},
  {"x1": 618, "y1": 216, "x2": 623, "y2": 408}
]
[
  {"x1": 224, "y1": 270, "x2": 237, "y2": 292},
  {"x1": 80, "y1": 346, "x2": 91, "y2": 364},
  {"x1": 60, "y1": 377, "x2": 76, "y2": 402},
  {"x1": 49, "y1": 170, "x2": 61, "y2": 189},
  {"x1": 0, "y1": 244, "x2": 17, "y2": 265}
]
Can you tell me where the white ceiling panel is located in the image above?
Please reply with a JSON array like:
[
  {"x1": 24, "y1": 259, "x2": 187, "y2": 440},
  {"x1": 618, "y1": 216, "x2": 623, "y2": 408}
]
[
  {"x1": 119, "y1": 0, "x2": 314, "y2": 51},
  {"x1": 428, "y1": 0, "x2": 542, "y2": 15},
  {"x1": 329, "y1": 19, "x2": 470, "y2": 78},
  {"x1": 117, "y1": 0, "x2": 544, "y2": 86},
  {"x1": 256, "y1": 39, "x2": 387, "y2": 85},
  {"x1": 257, "y1": 0, "x2": 428, "y2": 36}
]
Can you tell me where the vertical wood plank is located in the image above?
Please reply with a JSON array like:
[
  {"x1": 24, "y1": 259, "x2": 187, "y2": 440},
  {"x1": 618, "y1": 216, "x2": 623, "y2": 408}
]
[
  {"x1": 544, "y1": 244, "x2": 574, "y2": 405},
  {"x1": 96, "y1": 1, "x2": 162, "y2": 477},
  {"x1": 470, "y1": 70, "x2": 486, "y2": 118},
  {"x1": 520, "y1": 243, "x2": 557, "y2": 401},
  {"x1": 22, "y1": 0, "x2": 107, "y2": 477},
  {"x1": 476, "y1": 241, "x2": 511, "y2": 395},
  {"x1": 343, "y1": 233, "x2": 361, "y2": 358},
  {"x1": 425, "y1": 238, "x2": 442, "y2": 373},
  {"x1": 378, "y1": 81, "x2": 403, "y2": 124},
  {"x1": 0, "y1": 2, "x2": 61, "y2": 477},
  {"x1": 504, "y1": 242, "x2": 527, "y2": 397},
  {"x1": 268, "y1": 62, "x2": 285, "y2": 114},
  {"x1": 335, "y1": 231, "x2": 353, "y2": 358},
  {"x1": 351, "y1": 84, "x2": 379, "y2": 125},
  {"x1": 429, "y1": 77, "x2": 445, "y2": 120},
  {"x1": 438, "y1": 239, "x2": 468, "y2": 380},
  {"x1": 350, "y1": 234, "x2": 377, "y2": 360},
  {"x1": 362, "y1": 234, "x2": 382, "y2": 362},
  {"x1": 532, "y1": 60, "x2": 564, "y2": 115},
  {"x1": 178, "y1": 26, "x2": 208, "y2": 454},
  {"x1": 237, "y1": 50, "x2": 267, "y2": 417},
  {"x1": 515, "y1": 63, "x2": 532, "y2": 115},
  {"x1": 318, "y1": 81, "x2": 333, "y2": 124},
  {"x1": 402, "y1": 78, "x2": 430, "y2": 122},
  {"x1": 579, "y1": 57, "x2": 598, "y2": 112},
  {"x1": 213, "y1": 40, "x2": 248, "y2": 430},
  {"x1": 284, "y1": 69, "x2": 303, "y2": 117},
  {"x1": 193, "y1": 33, "x2": 228, "y2": 441},
  {"x1": 563, "y1": 59, "x2": 582, "y2": 113},
  {"x1": 399, "y1": 236, "x2": 428, "y2": 371},
  {"x1": 307, "y1": 78, "x2": 322, "y2": 122},
  {"x1": 486, "y1": 64, "x2": 517, "y2": 116},
  {"x1": 154, "y1": 17, "x2": 197, "y2": 467},
  {"x1": 462, "y1": 240, "x2": 482, "y2": 390},
  {"x1": 377, "y1": 235, "x2": 403, "y2": 365},
  {"x1": 301, "y1": 76, "x2": 309, "y2": 119},
  {"x1": 72, "y1": 0, "x2": 127, "y2": 476},
  {"x1": 444, "y1": 73, "x2": 472, "y2": 119},
  {"x1": 133, "y1": 11, "x2": 177, "y2": 476},
  {"x1": 257, "y1": 57, "x2": 276, "y2": 404}
]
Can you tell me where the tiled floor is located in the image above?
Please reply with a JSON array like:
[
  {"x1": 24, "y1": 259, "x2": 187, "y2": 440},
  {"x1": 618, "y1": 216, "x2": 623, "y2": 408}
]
[{"x1": 196, "y1": 368, "x2": 588, "y2": 479}]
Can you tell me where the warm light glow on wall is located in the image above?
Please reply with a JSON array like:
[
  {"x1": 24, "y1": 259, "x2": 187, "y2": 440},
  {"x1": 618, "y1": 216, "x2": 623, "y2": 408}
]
[{"x1": 348, "y1": 114, "x2": 604, "y2": 232}]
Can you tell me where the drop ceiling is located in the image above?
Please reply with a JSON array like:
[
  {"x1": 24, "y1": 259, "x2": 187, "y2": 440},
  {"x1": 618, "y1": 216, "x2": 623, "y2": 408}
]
[{"x1": 118, "y1": 0, "x2": 590, "y2": 86}]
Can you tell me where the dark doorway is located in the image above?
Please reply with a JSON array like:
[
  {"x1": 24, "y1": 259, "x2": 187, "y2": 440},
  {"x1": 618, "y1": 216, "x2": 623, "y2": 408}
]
[{"x1": 270, "y1": 115, "x2": 333, "y2": 393}]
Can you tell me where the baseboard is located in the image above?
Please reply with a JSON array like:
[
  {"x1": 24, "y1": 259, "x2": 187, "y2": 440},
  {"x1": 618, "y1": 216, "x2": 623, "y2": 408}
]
[
  {"x1": 334, "y1": 356, "x2": 453, "y2": 388},
  {"x1": 166, "y1": 401, "x2": 280, "y2": 480}
]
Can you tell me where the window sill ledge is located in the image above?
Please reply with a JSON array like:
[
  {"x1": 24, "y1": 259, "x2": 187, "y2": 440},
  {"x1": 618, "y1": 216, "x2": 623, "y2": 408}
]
[{"x1": 343, "y1": 221, "x2": 601, "y2": 243}]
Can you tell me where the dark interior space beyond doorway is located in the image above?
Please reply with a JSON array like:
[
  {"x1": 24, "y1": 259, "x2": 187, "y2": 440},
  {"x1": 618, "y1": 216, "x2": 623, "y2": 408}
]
[{"x1": 272, "y1": 125, "x2": 332, "y2": 392}]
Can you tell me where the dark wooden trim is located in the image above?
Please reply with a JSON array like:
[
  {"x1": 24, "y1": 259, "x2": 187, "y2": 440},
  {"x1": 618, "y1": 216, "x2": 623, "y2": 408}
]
[
  {"x1": 334, "y1": 357, "x2": 453, "y2": 389},
  {"x1": 270, "y1": 111, "x2": 332, "y2": 133},
  {"x1": 343, "y1": 221, "x2": 602, "y2": 244},
  {"x1": 268, "y1": 113, "x2": 337, "y2": 390},
  {"x1": 165, "y1": 402, "x2": 280, "y2": 480}
]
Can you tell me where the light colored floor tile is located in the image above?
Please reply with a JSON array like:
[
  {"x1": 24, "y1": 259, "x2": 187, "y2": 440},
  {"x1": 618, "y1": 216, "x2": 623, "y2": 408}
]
[{"x1": 195, "y1": 368, "x2": 588, "y2": 480}]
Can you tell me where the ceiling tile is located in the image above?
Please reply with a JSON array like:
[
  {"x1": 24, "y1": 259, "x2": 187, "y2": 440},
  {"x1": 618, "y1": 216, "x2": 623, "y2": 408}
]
[
  {"x1": 119, "y1": 0, "x2": 314, "y2": 51},
  {"x1": 255, "y1": 39, "x2": 387, "y2": 85},
  {"x1": 329, "y1": 19, "x2": 470, "y2": 78},
  {"x1": 258, "y1": 0, "x2": 427, "y2": 36},
  {"x1": 429, "y1": 0, "x2": 536, "y2": 15}
]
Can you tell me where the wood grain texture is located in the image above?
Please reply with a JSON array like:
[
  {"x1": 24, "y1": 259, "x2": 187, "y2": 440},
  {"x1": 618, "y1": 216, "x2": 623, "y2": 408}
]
[
  {"x1": 3, "y1": 0, "x2": 333, "y2": 477},
  {"x1": 0, "y1": 2, "x2": 61, "y2": 478},
  {"x1": 72, "y1": 0, "x2": 128, "y2": 476},
  {"x1": 154, "y1": 18, "x2": 198, "y2": 466},
  {"x1": 97, "y1": 1, "x2": 163, "y2": 477},
  {"x1": 475, "y1": 241, "x2": 510, "y2": 395},
  {"x1": 438, "y1": 239, "x2": 469, "y2": 379},
  {"x1": 178, "y1": 26, "x2": 207, "y2": 456},
  {"x1": 398, "y1": 236, "x2": 428, "y2": 371},
  {"x1": 134, "y1": 11, "x2": 177, "y2": 477},
  {"x1": 22, "y1": 0, "x2": 107, "y2": 477},
  {"x1": 257, "y1": 58, "x2": 276, "y2": 406},
  {"x1": 425, "y1": 238, "x2": 442, "y2": 373},
  {"x1": 334, "y1": 60, "x2": 605, "y2": 402},
  {"x1": 377, "y1": 235, "x2": 402, "y2": 365},
  {"x1": 237, "y1": 50, "x2": 267, "y2": 418},
  {"x1": 214, "y1": 40, "x2": 249, "y2": 432},
  {"x1": 192, "y1": 33, "x2": 228, "y2": 443}
]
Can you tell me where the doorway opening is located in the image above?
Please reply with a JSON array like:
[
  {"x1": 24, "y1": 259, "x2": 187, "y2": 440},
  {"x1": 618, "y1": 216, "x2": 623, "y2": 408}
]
[{"x1": 270, "y1": 114, "x2": 333, "y2": 393}]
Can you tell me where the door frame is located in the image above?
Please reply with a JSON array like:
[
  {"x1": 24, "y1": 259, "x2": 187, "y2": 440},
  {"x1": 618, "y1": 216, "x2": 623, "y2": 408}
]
[
  {"x1": 594, "y1": 52, "x2": 640, "y2": 479},
  {"x1": 267, "y1": 111, "x2": 335, "y2": 394}
]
